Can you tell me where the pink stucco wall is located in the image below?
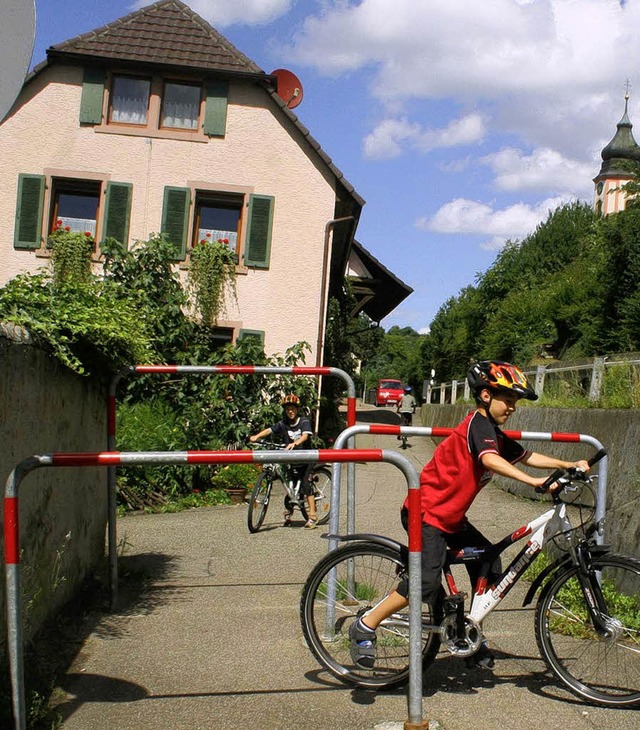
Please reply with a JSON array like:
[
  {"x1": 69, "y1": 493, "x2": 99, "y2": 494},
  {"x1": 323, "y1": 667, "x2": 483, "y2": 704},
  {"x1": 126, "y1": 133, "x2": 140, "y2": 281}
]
[{"x1": 0, "y1": 64, "x2": 341, "y2": 362}]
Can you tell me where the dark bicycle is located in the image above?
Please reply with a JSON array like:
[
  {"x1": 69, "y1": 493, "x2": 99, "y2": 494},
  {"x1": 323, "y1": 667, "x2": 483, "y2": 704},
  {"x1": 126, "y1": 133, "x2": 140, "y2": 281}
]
[
  {"x1": 300, "y1": 448, "x2": 640, "y2": 707},
  {"x1": 247, "y1": 441, "x2": 333, "y2": 533}
]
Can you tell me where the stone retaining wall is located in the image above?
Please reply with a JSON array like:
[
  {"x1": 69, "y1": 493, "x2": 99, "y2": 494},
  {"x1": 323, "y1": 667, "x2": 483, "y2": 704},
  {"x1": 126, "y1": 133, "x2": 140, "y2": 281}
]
[
  {"x1": 0, "y1": 327, "x2": 107, "y2": 658},
  {"x1": 420, "y1": 403, "x2": 640, "y2": 558}
]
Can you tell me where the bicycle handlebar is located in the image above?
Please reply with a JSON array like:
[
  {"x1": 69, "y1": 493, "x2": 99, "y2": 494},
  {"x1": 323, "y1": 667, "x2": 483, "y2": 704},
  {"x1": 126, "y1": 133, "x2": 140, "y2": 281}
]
[
  {"x1": 535, "y1": 447, "x2": 607, "y2": 494},
  {"x1": 248, "y1": 439, "x2": 287, "y2": 451}
]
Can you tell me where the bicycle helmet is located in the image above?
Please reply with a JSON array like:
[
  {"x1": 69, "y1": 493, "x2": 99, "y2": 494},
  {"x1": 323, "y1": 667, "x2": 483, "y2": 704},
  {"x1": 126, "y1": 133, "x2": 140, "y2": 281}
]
[
  {"x1": 467, "y1": 360, "x2": 538, "y2": 401},
  {"x1": 282, "y1": 394, "x2": 301, "y2": 408},
  {"x1": 404, "y1": 386, "x2": 412, "y2": 393}
]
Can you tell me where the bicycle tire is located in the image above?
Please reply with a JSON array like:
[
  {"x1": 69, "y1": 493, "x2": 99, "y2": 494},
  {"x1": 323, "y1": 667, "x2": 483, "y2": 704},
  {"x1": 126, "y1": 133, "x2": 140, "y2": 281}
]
[
  {"x1": 535, "y1": 552, "x2": 640, "y2": 707},
  {"x1": 247, "y1": 472, "x2": 274, "y2": 533},
  {"x1": 306, "y1": 466, "x2": 333, "y2": 526},
  {"x1": 300, "y1": 541, "x2": 440, "y2": 689}
]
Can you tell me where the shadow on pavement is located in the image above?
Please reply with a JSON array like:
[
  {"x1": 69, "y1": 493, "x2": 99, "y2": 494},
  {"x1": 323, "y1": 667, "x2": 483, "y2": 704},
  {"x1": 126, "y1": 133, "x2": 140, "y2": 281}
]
[{"x1": 356, "y1": 408, "x2": 401, "y2": 425}]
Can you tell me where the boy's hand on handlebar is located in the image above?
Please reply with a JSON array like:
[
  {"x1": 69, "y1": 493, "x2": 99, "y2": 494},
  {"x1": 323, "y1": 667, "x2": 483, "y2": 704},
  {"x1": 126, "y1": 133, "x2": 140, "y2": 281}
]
[
  {"x1": 285, "y1": 442, "x2": 296, "y2": 450},
  {"x1": 533, "y1": 475, "x2": 561, "y2": 493},
  {"x1": 570, "y1": 459, "x2": 590, "y2": 474}
]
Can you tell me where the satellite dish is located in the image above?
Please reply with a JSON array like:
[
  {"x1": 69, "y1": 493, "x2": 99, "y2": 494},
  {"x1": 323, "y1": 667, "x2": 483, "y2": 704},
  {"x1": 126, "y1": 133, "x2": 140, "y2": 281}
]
[
  {"x1": 0, "y1": 0, "x2": 36, "y2": 123},
  {"x1": 271, "y1": 68, "x2": 304, "y2": 109}
]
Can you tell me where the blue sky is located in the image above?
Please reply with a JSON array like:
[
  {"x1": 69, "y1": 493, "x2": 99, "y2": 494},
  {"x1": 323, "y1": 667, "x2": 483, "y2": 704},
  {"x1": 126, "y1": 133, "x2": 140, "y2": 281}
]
[{"x1": 26, "y1": 0, "x2": 640, "y2": 332}]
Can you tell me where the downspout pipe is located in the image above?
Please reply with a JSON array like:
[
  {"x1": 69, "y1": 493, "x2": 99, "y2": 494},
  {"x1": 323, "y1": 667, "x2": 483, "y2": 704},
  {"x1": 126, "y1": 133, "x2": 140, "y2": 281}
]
[{"x1": 315, "y1": 216, "x2": 356, "y2": 367}]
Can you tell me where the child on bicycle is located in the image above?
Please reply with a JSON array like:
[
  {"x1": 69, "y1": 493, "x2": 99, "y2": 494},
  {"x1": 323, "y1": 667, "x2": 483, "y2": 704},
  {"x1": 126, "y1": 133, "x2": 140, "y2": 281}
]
[
  {"x1": 397, "y1": 386, "x2": 416, "y2": 437},
  {"x1": 350, "y1": 360, "x2": 590, "y2": 670},
  {"x1": 249, "y1": 394, "x2": 318, "y2": 528}
]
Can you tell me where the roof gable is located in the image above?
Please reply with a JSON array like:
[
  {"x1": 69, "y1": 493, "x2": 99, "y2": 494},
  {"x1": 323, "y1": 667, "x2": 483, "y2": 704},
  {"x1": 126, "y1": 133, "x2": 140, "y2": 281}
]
[{"x1": 48, "y1": 0, "x2": 265, "y2": 77}]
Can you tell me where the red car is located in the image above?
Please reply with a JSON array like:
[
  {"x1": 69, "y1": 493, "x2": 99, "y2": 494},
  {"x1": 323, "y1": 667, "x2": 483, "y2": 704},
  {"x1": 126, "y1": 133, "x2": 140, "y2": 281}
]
[{"x1": 376, "y1": 379, "x2": 404, "y2": 407}]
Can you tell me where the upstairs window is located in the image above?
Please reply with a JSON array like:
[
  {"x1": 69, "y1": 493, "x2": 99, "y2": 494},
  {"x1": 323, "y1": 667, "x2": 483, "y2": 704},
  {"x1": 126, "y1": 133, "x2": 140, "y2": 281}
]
[
  {"x1": 161, "y1": 82, "x2": 201, "y2": 130},
  {"x1": 80, "y1": 69, "x2": 227, "y2": 137},
  {"x1": 109, "y1": 76, "x2": 150, "y2": 126}
]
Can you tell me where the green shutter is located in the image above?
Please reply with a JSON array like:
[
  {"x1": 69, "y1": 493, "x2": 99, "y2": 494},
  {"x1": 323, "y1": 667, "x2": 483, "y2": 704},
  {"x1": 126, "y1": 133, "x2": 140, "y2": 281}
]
[
  {"x1": 13, "y1": 174, "x2": 45, "y2": 249},
  {"x1": 101, "y1": 182, "x2": 132, "y2": 248},
  {"x1": 203, "y1": 80, "x2": 228, "y2": 137},
  {"x1": 238, "y1": 329, "x2": 265, "y2": 345},
  {"x1": 244, "y1": 195, "x2": 274, "y2": 268},
  {"x1": 79, "y1": 68, "x2": 106, "y2": 125},
  {"x1": 161, "y1": 186, "x2": 191, "y2": 260}
]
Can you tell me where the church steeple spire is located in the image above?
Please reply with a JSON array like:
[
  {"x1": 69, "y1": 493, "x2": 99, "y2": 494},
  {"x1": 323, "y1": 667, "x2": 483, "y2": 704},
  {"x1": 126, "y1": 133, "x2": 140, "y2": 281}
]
[
  {"x1": 600, "y1": 90, "x2": 640, "y2": 166},
  {"x1": 594, "y1": 87, "x2": 640, "y2": 215}
]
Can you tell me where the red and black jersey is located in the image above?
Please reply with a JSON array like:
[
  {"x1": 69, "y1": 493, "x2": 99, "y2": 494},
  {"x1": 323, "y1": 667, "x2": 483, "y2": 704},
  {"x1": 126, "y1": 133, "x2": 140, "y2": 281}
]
[{"x1": 403, "y1": 411, "x2": 527, "y2": 533}]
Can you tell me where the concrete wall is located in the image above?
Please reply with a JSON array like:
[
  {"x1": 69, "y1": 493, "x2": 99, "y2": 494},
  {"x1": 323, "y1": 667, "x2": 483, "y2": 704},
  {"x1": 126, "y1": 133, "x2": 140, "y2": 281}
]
[
  {"x1": 420, "y1": 403, "x2": 640, "y2": 558},
  {"x1": 0, "y1": 327, "x2": 107, "y2": 657}
]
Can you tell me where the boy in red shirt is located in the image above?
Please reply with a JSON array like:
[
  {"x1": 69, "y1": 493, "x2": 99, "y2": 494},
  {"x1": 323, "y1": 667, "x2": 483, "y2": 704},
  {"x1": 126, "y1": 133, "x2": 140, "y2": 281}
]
[{"x1": 350, "y1": 360, "x2": 589, "y2": 669}]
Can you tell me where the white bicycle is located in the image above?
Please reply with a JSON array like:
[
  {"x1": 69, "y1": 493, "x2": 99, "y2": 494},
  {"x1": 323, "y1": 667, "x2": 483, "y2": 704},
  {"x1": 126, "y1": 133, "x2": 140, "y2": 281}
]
[{"x1": 301, "y1": 448, "x2": 640, "y2": 707}]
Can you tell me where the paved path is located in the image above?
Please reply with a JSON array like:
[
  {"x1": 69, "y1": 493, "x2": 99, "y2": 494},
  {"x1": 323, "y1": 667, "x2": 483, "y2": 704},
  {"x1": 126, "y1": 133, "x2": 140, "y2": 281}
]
[{"x1": 52, "y1": 408, "x2": 638, "y2": 729}]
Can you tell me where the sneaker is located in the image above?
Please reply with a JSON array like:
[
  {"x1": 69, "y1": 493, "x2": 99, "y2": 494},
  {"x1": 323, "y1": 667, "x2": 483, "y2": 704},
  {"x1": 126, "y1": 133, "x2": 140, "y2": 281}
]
[
  {"x1": 283, "y1": 511, "x2": 293, "y2": 527},
  {"x1": 464, "y1": 640, "x2": 495, "y2": 670},
  {"x1": 304, "y1": 517, "x2": 318, "y2": 529},
  {"x1": 349, "y1": 617, "x2": 376, "y2": 668}
]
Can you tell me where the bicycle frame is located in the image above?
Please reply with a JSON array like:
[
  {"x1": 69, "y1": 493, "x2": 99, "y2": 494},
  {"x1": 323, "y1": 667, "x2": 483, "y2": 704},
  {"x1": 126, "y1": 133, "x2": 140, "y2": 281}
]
[{"x1": 447, "y1": 504, "x2": 564, "y2": 624}]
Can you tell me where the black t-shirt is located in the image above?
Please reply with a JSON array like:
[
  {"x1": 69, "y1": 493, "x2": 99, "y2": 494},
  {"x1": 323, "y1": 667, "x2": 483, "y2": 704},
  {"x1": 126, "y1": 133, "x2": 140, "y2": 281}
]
[{"x1": 270, "y1": 415, "x2": 313, "y2": 447}]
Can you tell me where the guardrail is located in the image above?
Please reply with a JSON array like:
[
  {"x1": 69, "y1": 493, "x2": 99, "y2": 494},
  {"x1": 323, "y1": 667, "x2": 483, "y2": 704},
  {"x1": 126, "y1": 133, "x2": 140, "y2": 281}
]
[
  {"x1": 3, "y1": 448, "x2": 427, "y2": 730},
  {"x1": 328, "y1": 425, "x2": 608, "y2": 550},
  {"x1": 425, "y1": 357, "x2": 640, "y2": 404}
]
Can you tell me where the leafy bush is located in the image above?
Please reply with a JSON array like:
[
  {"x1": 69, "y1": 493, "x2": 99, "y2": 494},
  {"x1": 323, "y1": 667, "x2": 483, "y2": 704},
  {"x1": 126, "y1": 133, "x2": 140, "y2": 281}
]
[
  {"x1": 210, "y1": 464, "x2": 261, "y2": 491},
  {"x1": 0, "y1": 272, "x2": 153, "y2": 375}
]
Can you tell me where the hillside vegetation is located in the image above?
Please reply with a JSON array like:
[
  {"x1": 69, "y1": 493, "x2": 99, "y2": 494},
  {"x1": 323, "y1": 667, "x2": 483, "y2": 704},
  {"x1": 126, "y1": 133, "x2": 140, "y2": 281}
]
[{"x1": 420, "y1": 202, "x2": 640, "y2": 382}]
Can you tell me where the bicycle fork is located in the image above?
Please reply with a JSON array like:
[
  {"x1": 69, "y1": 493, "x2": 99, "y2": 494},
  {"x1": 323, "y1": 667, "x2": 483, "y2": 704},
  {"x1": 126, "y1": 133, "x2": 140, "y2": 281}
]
[{"x1": 570, "y1": 543, "x2": 617, "y2": 638}]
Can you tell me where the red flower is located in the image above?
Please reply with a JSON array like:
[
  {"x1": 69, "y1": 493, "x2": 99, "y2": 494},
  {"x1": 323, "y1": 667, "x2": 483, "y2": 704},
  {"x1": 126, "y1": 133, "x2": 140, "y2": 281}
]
[
  {"x1": 84, "y1": 231, "x2": 91, "y2": 237},
  {"x1": 200, "y1": 239, "x2": 206, "y2": 245},
  {"x1": 223, "y1": 238, "x2": 229, "y2": 244},
  {"x1": 56, "y1": 219, "x2": 62, "y2": 226},
  {"x1": 206, "y1": 232, "x2": 211, "y2": 238},
  {"x1": 64, "y1": 226, "x2": 71, "y2": 232},
  {"x1": 192, "y1": 488, "x2": 201, "y2": 494}
]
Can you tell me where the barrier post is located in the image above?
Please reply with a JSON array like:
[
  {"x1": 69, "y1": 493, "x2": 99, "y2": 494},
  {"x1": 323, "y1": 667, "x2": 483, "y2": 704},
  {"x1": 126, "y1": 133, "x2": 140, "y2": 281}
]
[
  {"x1": 330, "y1": 425, "x2": 609, "y2": 555},
  {"x1": 3, "y1": 447, "x2": 425, "y2": 730},
  {"x1": 107, "y1": 364, "x2": 357, "y2": 605}
]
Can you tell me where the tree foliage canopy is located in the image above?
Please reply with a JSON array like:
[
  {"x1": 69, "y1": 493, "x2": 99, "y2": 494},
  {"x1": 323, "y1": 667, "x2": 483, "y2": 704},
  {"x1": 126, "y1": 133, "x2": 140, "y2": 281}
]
[{"x1": 420, "y1": 201, "x2": 640, "y2": 382}]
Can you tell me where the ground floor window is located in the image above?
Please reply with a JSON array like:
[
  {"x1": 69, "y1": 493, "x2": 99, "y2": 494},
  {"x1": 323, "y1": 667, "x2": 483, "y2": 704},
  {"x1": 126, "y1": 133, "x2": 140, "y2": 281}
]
[
  {"x1": 50, "y1": 179, "x2": 101, "y2": 237},
  {"x1": 194, "y1": 192, "x2": 242, "y2": 257}
]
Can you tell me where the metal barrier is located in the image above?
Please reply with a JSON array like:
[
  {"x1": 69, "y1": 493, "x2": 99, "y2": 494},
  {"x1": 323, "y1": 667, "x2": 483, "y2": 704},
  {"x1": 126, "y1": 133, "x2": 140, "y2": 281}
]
[
  {"x1": 328, "y1": 424, "x2": 608, "y2": 556},
  {"x1": 106, "y1": 364, "x2": 357, "y2": 605},
  {"x1": 3, "y1": 447, "x2": 428, "y2": 730}
]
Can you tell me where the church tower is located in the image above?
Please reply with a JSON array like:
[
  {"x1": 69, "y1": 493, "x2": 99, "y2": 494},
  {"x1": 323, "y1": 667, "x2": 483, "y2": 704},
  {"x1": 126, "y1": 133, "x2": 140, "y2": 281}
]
[{"x1": 593, "y1": 93, "x2": 640, "y2": 215}]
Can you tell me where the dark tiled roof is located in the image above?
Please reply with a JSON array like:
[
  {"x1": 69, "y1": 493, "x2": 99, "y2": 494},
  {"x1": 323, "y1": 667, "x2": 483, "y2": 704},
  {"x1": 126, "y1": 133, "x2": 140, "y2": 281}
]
[{"x1": 48, "y1": 0, "x2": 265, "y2": 77}]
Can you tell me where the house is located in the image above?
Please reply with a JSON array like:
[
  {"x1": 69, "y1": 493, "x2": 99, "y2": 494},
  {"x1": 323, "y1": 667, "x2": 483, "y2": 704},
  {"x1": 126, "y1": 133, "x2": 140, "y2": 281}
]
[{"x1": 0, "y1": 0, "x2": 410, "y2": 365}]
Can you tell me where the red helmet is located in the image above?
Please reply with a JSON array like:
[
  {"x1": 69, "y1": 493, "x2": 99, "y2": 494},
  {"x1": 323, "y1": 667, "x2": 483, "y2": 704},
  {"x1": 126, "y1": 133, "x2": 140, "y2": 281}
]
[
  {"x1": 467, "y1": 361, "x2": 538, "y2": 401},
  {"x1": 282, "y1": 394, "x2": 301, "y2": 408}
]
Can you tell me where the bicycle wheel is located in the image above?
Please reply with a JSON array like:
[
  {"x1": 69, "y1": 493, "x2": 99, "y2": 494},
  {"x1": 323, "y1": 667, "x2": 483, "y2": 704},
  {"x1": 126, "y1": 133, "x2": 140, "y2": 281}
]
[
  {"x1": 247, "y1": 472, "x2": 273, "y2": 533},
  {"x1": 300, "y1": 541, "x2": 440, "y2": 689},
  {"x1": 535, "y1": 553, "x2": 640, "y2": 707},
  {"x1": 307, "y1": 466, "x2": 332, "y2": 526}
]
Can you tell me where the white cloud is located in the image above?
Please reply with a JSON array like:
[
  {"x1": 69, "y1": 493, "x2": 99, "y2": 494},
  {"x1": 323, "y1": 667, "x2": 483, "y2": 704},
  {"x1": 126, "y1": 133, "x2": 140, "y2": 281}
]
[
  {"x1": 419, "y1": 196, "x2": 569, "y2": 240},
  {"x1": 133, "y1": 0, "x2": 294, "y2": 26},
  {"x1": 289, "y1": 1, "x2": 635, "y2": 96},
  {"x1": 481, "y1": 147, "x2": 594, "y2": 195},
  {"x1": 286, "y1": 1, "x2": 640, "y2": 166},
  {"x1": 363, "y1": 114, "x2": 486, "y2": 160}
]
